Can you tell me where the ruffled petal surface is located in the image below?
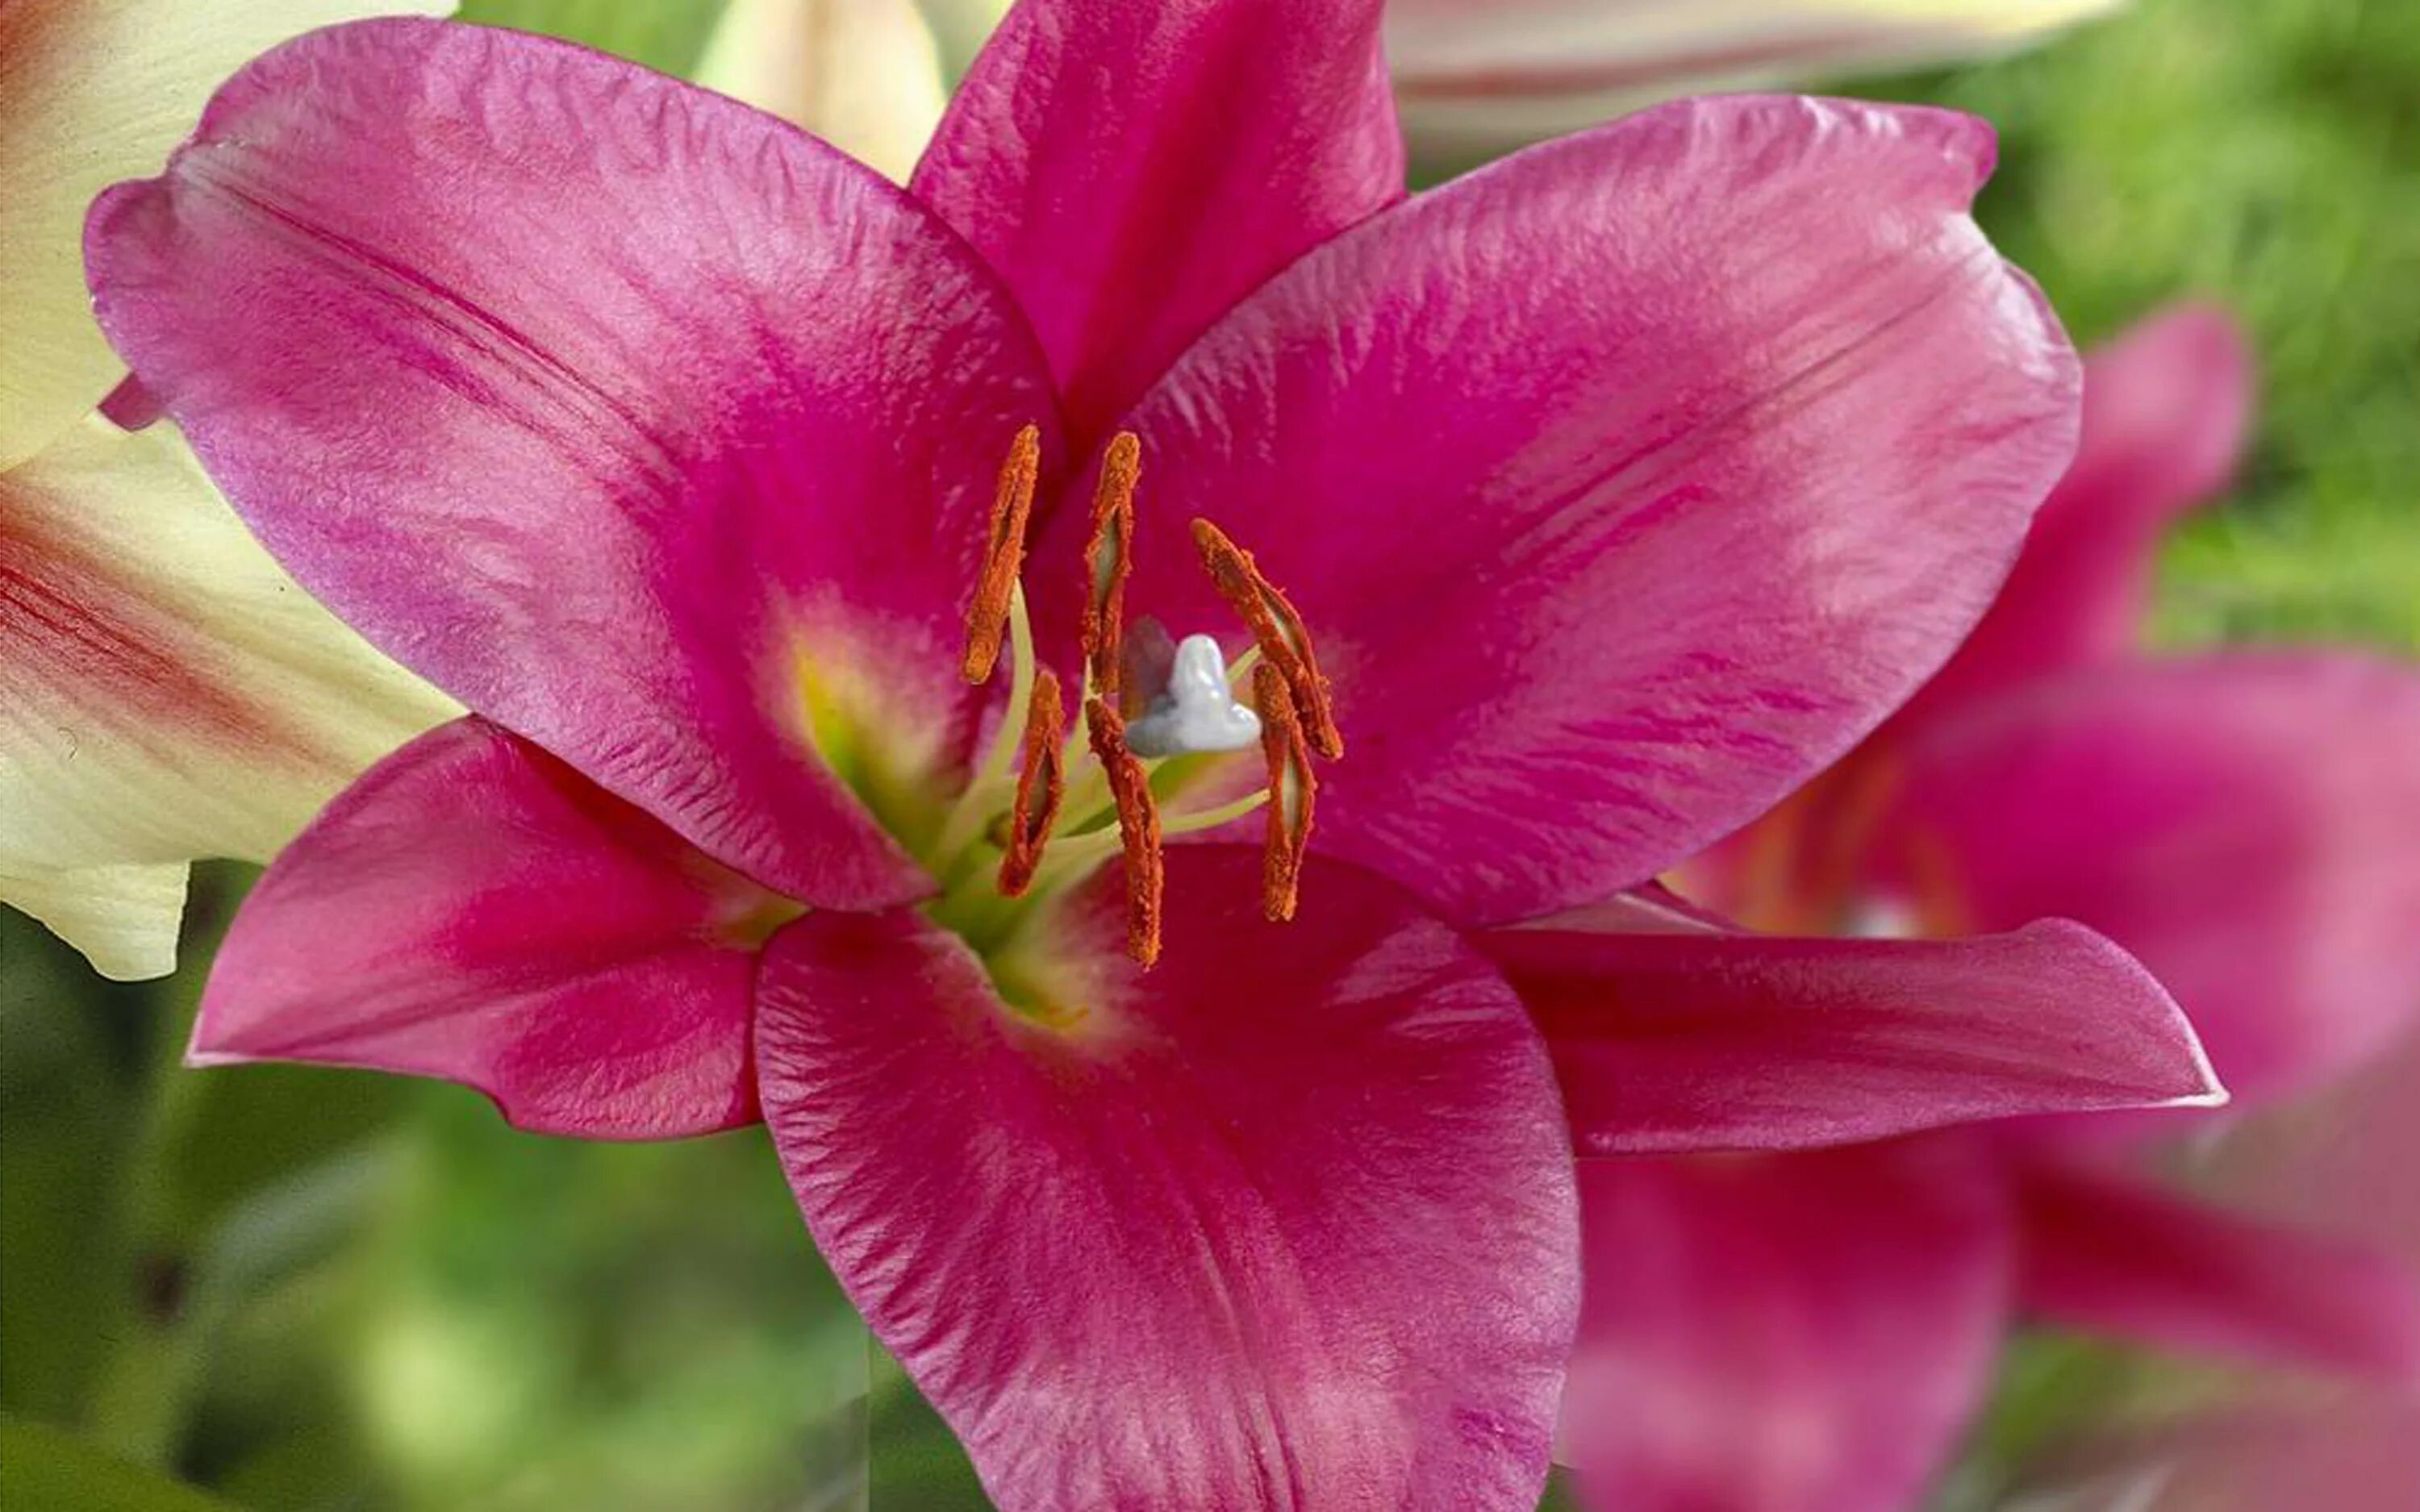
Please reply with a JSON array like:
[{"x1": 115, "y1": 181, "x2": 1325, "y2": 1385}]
[
  {"x1": 2, "y1": 418, "x2": 453, "y2": 885},
  {"x1": 1078, "y1": 95, "x2": 2079, "y2": 927},
  {"x1": 86, "y1": 18, "x2": 1062, "y2": 907},
  {"x1": 0, "y1": 860, "x2": 188, "y2": 982},
  {"x1": 2014, "y1": 1160, "x2": 2420, "y2": 1381},
  {"x1": 1481, "y1": 919, "x2": 2220, "y2": 1154},
  {"x1": 1563, "y1": 1143, "x2": 2011, "y2": 1512},
  {"x1": 755, "y1": 849, "x2": 1577, "y2": 1511},
  {"x1": 1385, "y1": 0, "x2": 2121, "y2": 156},
  {"x1": 194, "y1": 719, "x2": 781, "y2": 1139},
  {"x1": 1904, "y1": 302, "x2": 2252, "y2": 721},
  {"x1": 0, "y1": 0, "x2": 453, "y2": 467},
  {"x1": 912, "y1": 0, "x2": 1404, "y2": 440},
  {"x1": 1892, "y1": 654, "x2": 2420, "y2": 1100}
]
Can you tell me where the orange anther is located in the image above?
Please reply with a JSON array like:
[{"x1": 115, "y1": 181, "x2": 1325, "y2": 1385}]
[
  {"x1": 961, "y1": 424, "x2": 1041, "y2": 684},
  {"x1": 1252, "y1": 664, "x2": 1316, "y2": 922},
  {"x1": 1083, "y1": 696, "x2": 1165, "y2": 966},
  {"x1": 1190, "y1": 519, "x2": 1342, "y2": 759},
  {"x1": 996, "y1": 670, "x2": 1068, "y2": 897},
  {"x1": 1080, "y1": 432, "x2": 1141, "y2": 703}
]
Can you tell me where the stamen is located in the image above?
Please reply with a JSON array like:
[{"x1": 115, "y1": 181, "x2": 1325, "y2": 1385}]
[
  {"x1": 995, "y1": 670, "x2": 1068, "y2": 897},
  {"x1": 1080, "y1": 432, "x2": 1141, "y2": 702},
  {"x1": 1083, "y1": 696, "x2": 1165, "y2": 966},
  {"x1": 1252, "y1": 664, "x2": 1316, "y2": 922},
  {"x1": 1190, "y1": 519, "x2": 1343, "y2": 759},
  {"x1": 961, "y1": 424, "x2": 1041, "y2": 685}
]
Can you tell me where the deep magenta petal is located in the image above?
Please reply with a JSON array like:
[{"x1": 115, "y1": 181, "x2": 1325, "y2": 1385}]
[
  {"x1": 912, "y1": 0, "x2": 1403, "y2": 442},
  {"x1": 1893, "y1": 654, "x2": 2420, "y2": 1101},
  {"x1": 1904, "y1": 303, "x2": 2252, "y2": 719},
  {"x1": 1563, "y1": 1143, "x2": 2011, "y2": 1512},
  {"x1": 1483, "y1": 919, "x2": 2221, "y2": 1153},
  {"x1": 85, "y1": 18, "x2": 1063, "y2": 907},
  {"x1": 2014, "y1": 1160, "x2": 2420, "y2": 1381},
  {"x1": 1070, "y1": 94, "x2": 2080, "y2": 927},
  {"x1": 754, "y1": 850, "x2": 1577, "y2": 1511},
  {"x1": 194, "y1": 719, "x2": 775, "y2": 1139}
]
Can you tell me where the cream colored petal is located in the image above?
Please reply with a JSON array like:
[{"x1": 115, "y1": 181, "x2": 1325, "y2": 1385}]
[
  {"x1": 1387, "y1": 0, "x2": 2126, "y2": 153},
  {"x1": 2, "y1": 859, "x2": 188, "y2": 981},
  {"x1": 1, "y1": 416, "x2": 458, "y2": 878},
  {"x1": 0, "y1": 0, "x2": 455, "y2": 468},
  {"x1": 912, "y1": 0, "x2": 1011, "y2": 76},
  {"x1": 695, "y1": 0, "x2": 949, "y2": 184}
]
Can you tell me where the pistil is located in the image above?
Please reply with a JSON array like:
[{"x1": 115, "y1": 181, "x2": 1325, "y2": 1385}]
[{"x1": 926, "y1": 425, "x2": 1346, "y2": 976}]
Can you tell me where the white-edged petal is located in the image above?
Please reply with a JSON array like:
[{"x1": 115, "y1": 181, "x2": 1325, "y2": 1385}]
[
  {"x1": 1, "y1": 417, "x2": 457, "y2": 881},
  {"x1": 695, "y1": 0, "x2": 949, "y2": 184},
  {"x1": 0, "y1": 0, "x2": 455, "y2": 466},
  {"x1": 1386, "y1": 0, "x2": 2124, "y2": 154},
  {"x1": 2, "y1": 860, "x2": 189, "y2": 981}
]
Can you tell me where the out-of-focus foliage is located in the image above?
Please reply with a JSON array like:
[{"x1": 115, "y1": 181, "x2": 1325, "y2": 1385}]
[
  {"x1": 1, "y1": 0, "x2": 2412, "y2": 1510},
  {"x1": 1929, "y1": 0, "x2": 2420, "y2": 649}
]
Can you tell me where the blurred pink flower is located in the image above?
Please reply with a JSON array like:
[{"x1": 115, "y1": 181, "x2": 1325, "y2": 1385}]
[
  {"x1": 2147, "y1": 1029, "x2": 2420, "y2": 1511},
  {"x1": 87, "y1": 2, "x2": 2221, "y2": 1505},
  {"x1": 1526, "y1": 304, "x2": 2420, "y2": 1512}
]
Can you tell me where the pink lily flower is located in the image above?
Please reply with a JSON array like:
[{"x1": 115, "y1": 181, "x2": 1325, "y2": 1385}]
[
  {"x1": 86, "y1": 3, "x2": 2219, "y2": 1505},
  {"x1": 1527, "y1": 304, "x2": 2420, "y2": 1512},
  {"x1": 2146, "y1": 1029, "x2": 2420, "y2": 1512}
]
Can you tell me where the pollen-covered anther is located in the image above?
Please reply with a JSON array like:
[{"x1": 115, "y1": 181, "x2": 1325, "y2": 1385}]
[
  {"x1": 1252, "y1": 663, "x2": 1316, "y2": 922},
  {"x1": 961, "y1": 423, "x2": 1041, "y2": 685},
  {"x1": 1080, "y1": 431, "x2": 1141, "y2": 702},
  {"x1": 1189, "y1": 518, "x2": 1343, "y2": 759},
  {"x1": 1083, "y1": 695, "x2": 1165, "y2": 967},
  {"x1": 995, "y1": 669, "x2": 1068, "y2": 897}
]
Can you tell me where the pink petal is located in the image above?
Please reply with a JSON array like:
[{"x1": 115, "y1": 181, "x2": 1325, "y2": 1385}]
[
  {"x1": 1481, "y1": 919, "x2": 2222, "y2": 1154},
  {"x1": 1563, "y1": 1143, "x2": 2011, "y2": 1512},
  {"x1": 1905, "y1": 302, "x2": 2253, "y2": 720},
  {"x1": 1892, "y1": 653, "x2": 2420, "y2": 1100},
  {"x1": 2014, "y1": 1159, "x2": 2420, "y2": 1381},
  {"x1": 194, "y1": 718, "x2": 783, "y2": 1139},
  {"x1": 754, "y1": 849, "x2": 1576, "y2": 1510},
  {"x1": 911, "y1": 0, "x2": 1403, "y2": 441},
  {"x1": 1070, "y1": 95, "x2": 2079, "y2": 927},
  {"x1": 85, "y1": 18, "x2": 1062, "y2": 908}
]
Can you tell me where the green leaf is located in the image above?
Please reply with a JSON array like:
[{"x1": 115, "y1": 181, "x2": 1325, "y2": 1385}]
[
  {"x1": 455, "y1": 0, "x2": 730, "y2": 77},
  {"x1": 0, "y1": 1419, "x2": 236, "y2": 1512}
]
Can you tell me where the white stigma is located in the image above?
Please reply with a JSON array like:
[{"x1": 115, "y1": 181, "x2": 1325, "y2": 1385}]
[{"x1": 1124, "y1": 634, "x2": 1262, "y2": 759}]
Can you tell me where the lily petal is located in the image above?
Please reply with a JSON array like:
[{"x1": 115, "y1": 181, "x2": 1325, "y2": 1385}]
[
  {"x1": 1563, "y1": 1143, "x2": 2011, "y2": 1512},
  {"x1": 1083, "y1": 95, "x2": 2077, "y2": 927},
  {"x1": 0, "y1": 0, "x2": 452, "y2": 468},
  {"x1": 2014, "y1": 1159, "x2": 2420, "y2": 1381},
  {"x1": 86, "y1": 18, "x2": 1062, "y2": 910},
  {"x1": 1481, "y1": 919, "x2": 2221, "y2": 1154},
  {"x1": 0, "y1": 860, "x2": 188, "y2": 982},
  {"x1": 1892, "y1": 654, "x2": 2420, "y2": 1100},
  {"x1": 1905, "y1": 302, "x2": 2253, "y2": 720},
  {"x1": 1387, "y1": 0, "x2": 2122, "y2": 157},
  {"x1": 912, "y1": 0, "x2": 1404, "y2": 442},
  {"x1": 694, "y1": 0, "x2": 949, "y2": 184},
  {"x1": 194, "y1": 718, "x2": 781, "y2": 1139},
  {"x1": 755, "y1": 849, "x2": 1577, "y2": 1511},
  {"x1": 0, "y1": 419, "x2": 452, "y2": 873}
]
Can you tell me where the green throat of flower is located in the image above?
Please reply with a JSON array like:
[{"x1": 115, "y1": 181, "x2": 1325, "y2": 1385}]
[{"x1": 904, "y1": 424, "x2": 1338, "y2": 1006}]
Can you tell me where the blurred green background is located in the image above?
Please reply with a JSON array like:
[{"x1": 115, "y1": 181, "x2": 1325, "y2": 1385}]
[{"x1": 3, "y1": 0, "x2": 2414, "y2": 1507}]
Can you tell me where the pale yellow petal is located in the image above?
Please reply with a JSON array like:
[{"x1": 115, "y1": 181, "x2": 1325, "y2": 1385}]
[
  {"x1": 695, "y1": 0, "x2": 949, "y2": 185},
  {"x1": 1, "y1": 417, "x2": 458, "y2": 877},
  {"x1": 1387, "y1": 0, "x2": 2126, "y2": 153},
  {"x1": 2, "y1": 860, "x2": 189, "y2": 981},
  {"x1": 0, "y1": 0, "x2": 456, "y2": 468}
]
